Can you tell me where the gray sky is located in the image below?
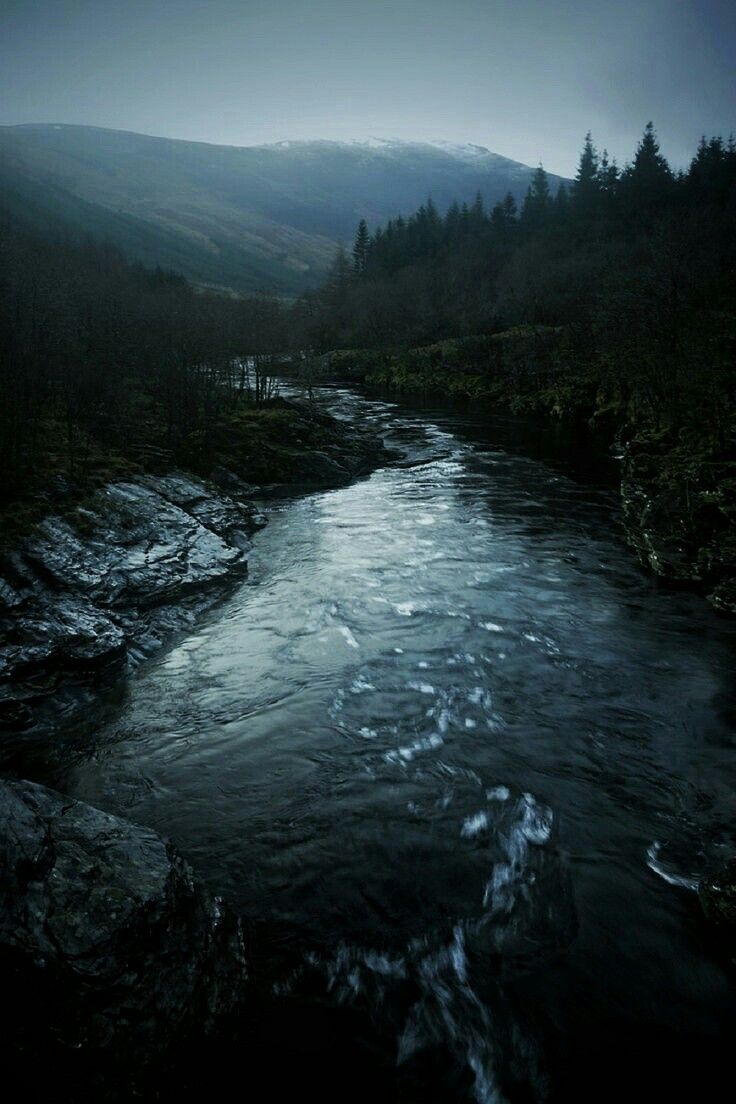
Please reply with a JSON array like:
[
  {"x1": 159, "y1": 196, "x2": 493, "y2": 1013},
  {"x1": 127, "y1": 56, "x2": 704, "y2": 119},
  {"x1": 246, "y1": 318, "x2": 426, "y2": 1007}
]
[{"x1": 1, "y1": 0, "x2": 734, "y2": 176}]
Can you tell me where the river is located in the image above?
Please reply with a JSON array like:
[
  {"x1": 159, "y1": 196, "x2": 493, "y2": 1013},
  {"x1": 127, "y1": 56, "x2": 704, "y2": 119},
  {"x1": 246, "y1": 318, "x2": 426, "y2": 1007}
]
[{"x1": 52, "y1": 386, "x2": 736, "y2": 1101}]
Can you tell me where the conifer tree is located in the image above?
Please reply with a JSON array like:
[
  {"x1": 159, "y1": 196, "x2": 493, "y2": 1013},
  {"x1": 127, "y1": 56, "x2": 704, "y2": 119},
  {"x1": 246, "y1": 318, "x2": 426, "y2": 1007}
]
[
  {"x1": 521, "y1": 165, "x2": 552, "y2": 228},
  {"x1": 352, "y1": 218, "x2": 370, "y2": 274},
  {"x1": 630, "y1": 121, "x2": 671, "y2": 184},
  {"x1": 599, "y1": 149, "x2": 619, "y2": 193},
  {"x1": 502, "y1": 192, "x2": 517, "y2": 220},
  {"x1": 572, "y1": 132, "x2": 601, "y2": 217},
  {"x1": 554, "y1": 182, "x2": 570, "y2": 220}
]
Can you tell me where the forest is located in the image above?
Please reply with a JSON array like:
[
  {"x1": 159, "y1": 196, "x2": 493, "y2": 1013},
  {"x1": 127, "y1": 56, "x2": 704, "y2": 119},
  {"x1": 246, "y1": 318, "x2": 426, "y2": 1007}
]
[
  {"x1": 1, "y1": 125, "x2": 734, "y2": 516},
  {"x1": 303, "y1": 125, "x2": 735, "y2": 440},
  {"x1": 0, "y1": 222, "x2": 287, "y2": 509}
]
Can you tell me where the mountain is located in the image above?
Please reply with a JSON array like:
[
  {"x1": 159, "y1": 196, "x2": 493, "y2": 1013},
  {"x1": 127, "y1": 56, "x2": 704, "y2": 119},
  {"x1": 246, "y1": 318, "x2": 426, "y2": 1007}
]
[{"x1": 0, "y1": 124, "x2": 567, "y2": 294}]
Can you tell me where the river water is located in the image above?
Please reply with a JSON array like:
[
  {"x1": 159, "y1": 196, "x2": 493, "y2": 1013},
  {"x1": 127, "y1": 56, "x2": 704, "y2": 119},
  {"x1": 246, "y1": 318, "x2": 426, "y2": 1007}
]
[{"x1": 56, "y1": 387, "x2": 735, "y2": 1101}]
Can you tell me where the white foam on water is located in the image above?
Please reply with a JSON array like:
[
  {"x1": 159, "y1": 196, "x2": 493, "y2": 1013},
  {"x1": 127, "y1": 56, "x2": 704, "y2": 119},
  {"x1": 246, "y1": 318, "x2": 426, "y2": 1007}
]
[
  {"x1": 462, "y1": 811, "x2": 489, "y2": 838},
  {"x1": 407, "y1": 681, "x2": 436, "y2": 695},
  {"x1": 486, "y1": 786, "x2": 511, "y2": 802},
  {"x1": 385, "y1": 731, "x2": 444, "y2": 763},
  {"x1": 484, "y1": 793, "x2": 553, "y2": 913},
  {"x1": 646, "y1": 842, "x2": 699, "y2": 891},
  {"x1": 350, "y1": 675, "x2": 376, "y2": 693},
  {"x1": 338, "y1": 625, "x2": 360, "y2": 649},
  {"x1": 283, "y1": 787, "x2": 554, "y2": 1104}
]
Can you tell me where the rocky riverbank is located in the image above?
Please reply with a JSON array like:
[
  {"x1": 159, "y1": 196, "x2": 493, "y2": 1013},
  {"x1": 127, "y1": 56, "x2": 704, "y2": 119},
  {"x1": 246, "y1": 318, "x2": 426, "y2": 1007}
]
[
  {"x1": 0, "y1": 395, "x2": 396, "y2": 1097},
  {"x1": 621, "y1": 430, "x2": 736, "y2": 614},
  {"x1": 0, "y1": 399, "x2": 395, "y2": 746},
  {"x1": 0, "y1": 473, "x2": 263, "y2": 741}
]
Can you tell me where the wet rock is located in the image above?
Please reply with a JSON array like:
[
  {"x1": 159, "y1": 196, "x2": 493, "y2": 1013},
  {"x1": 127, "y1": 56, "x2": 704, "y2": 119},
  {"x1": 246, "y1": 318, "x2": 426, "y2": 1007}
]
[
  {"x1": 0, "y1": 778, "x2": 247, "y2": 1091},
  {"x1": 621, "y1": 436, "x2": 736, "y2": 614},
  {"x1": 0, "y1": 399, "x2": 396, "y2": 740},
  {"x1": 0, "y1": 473, "x2": 259, "y2": 738},
  {"x1": 700, "y1": 856, "x2": 736, "y2": 960}
]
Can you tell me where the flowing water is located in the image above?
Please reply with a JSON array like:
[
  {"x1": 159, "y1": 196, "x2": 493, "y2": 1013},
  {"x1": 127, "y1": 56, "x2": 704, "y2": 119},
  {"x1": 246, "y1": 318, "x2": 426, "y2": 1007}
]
[{"x1": 53, "y1": 388, "x2": 735, "y2": 1101}]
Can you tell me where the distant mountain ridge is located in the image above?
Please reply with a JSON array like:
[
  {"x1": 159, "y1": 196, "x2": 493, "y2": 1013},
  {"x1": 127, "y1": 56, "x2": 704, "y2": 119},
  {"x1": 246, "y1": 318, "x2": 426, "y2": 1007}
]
[{"x1": 0, "y1": 124, "x2": 568, "y2": 294}]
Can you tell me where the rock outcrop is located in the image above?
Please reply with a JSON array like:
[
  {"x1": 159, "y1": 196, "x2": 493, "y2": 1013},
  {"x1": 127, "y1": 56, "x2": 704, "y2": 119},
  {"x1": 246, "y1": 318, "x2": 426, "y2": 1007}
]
[
  {"x1": 621, "y1": 433, "x2": 736, "y2": 615},
  {"x1": 0, "y1": 473, "x2": 266, "y2": 738},
  {"x1": 0, "y1": 777, "x2": 247, "y2": 1095},
  {"x1": 0, "y1": 400, "x2": 397, "y2": 741}
]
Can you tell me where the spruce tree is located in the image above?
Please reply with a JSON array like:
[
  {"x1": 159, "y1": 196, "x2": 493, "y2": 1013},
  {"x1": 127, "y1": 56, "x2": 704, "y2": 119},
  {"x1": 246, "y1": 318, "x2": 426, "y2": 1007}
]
[
  {"x1": 554, "y1": 182, "x2": 570, "y2": 220},
  {"x1": 599, "y1": 149, "x2": 619, "y2": 193},
  {"x1": 631, "y1": 121, "x2": 671, "y2": 184},
  {"x1": 502, "y1": 192, "x2": 517, "y2": 220},
  {"x1": 572, "y1": 131, "x2": 600, "y2": 217},
  {"x1": 620, "y1": 122, "x2": 673, "y2": 220},
  {"x1": 352, "y1": 218, "x2": 370, "y2": 274},
  {"x1": 521, "y1": 165, "x2": 552, "y2": 228}
]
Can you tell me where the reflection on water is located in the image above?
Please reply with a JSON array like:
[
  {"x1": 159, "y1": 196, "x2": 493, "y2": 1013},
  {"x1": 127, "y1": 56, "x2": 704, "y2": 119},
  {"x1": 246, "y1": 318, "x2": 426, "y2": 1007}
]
[{"x1": 55, "y1": 388, "x2": 735, "y2": 1101}]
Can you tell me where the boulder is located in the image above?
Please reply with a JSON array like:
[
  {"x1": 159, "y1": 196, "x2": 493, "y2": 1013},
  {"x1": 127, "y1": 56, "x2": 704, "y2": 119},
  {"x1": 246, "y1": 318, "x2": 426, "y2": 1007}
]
[
  {"x1": 0, "y1": 474, "x2": 263, "y2": 737},
  {"x1": 0, "y1": 778, "x2": 247, "y2": 1092}
]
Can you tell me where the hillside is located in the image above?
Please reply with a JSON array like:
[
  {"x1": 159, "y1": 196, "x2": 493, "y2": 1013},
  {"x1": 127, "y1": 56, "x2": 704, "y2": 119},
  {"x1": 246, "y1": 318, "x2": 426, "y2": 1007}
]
[{"x1": 0, "y1": 125, "x2": 567, "y2": 294}]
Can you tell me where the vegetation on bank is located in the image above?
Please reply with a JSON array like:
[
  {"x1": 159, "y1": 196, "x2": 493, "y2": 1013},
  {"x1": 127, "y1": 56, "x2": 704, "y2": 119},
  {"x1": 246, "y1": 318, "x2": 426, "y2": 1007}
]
[
  {"x1": 302, "y1": 125, "x2": 735, "y2": 443},
  {"x1": 2, "y1": 123, "x2": 734, "y2": 602},
  {"x1": 295, "y1": 126, "x2": 735, "y2": 609},
  {"x1": 0, "y1": 219, "x2": 292, "y2": 519},
  {"x1": 302, "y1": 124, "x2": 732, "y2": 426}
]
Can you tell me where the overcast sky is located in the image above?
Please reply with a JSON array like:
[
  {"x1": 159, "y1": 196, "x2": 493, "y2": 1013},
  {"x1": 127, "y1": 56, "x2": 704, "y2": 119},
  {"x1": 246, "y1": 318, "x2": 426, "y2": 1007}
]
[{"x1": 1, "y1": 0, "x2": 734, "y2": 176}]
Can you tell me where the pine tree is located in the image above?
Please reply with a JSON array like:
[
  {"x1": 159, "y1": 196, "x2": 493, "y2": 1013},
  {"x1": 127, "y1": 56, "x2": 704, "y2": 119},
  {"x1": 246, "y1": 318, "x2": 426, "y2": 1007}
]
[
  {"x1": 491, "y1": 192, "x2": 517, "y2": 232},
  {"x1": 620, "y1": 122, "x2": 673, "y2": 221},
  {"x1": 502, "y1": 192, "x2": 517, "y2": 220},
  {"x1": 599, "y1": 149, "x2": 619, "y2": 194},
  {"x1": 521, "y1": 165, "x2": 552, "y2": 228},
  {"x1": 352, "y1": 218, "x2": 370, "y2": 274},
  {"x1": 445, "y1": 200, "x2": 462, "y2": 240},
  {"x1": 554, "y1": 182, "x2": 570, "y2": 220},
  {"x1": 631, "y1": 121, "x2": 671, "y2": 184},
  {"x1": 327, "y1": 244, "x2": 351, "y2": 295},
  {"x1": 572, "y1": 131, "x2": 600, "y2": 217}
]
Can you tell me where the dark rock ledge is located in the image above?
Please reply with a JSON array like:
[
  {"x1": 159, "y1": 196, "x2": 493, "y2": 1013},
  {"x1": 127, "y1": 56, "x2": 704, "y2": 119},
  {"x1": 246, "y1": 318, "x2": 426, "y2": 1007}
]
[
  {"x1": 0, "y1": 472, "x2": 267, "y2": 737},
  {"x1": 0, "y1": 777, "x2": 247, "y2": 1097},
  {"x1": 620, "y1": 434, "x2": 736, "y2": 615},
  {"x1": 0, "y1": 416, "x2": 397, "y2": 1093}
]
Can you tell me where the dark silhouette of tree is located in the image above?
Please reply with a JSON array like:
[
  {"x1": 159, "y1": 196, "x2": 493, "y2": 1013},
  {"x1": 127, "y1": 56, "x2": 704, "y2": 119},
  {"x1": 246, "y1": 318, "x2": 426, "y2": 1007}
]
[
  {"x1": 352, "y1": 218, "x2": 370, "y2": 274},
  {"x1": 572, "y1": 132, "x2": 601, "y2": 219},
  {"x1": 521, "y1": 165, "x2": 552, "y2": 229},
  {"x1": 296, "y1": 122, "x2": 735, "y2": 445}
]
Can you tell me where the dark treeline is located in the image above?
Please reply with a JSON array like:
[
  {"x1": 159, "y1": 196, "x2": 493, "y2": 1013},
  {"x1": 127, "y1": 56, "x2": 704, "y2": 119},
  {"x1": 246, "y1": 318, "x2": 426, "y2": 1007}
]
[
  {"x1": 2, "y1": 124, "x2": 734, "y2": 509},
  {"x1": 0, "y1": 221, "x2": 287, "y2": 504},
  {"x1": 302, "y1": 125, "x2": 735, "y2": 434}
]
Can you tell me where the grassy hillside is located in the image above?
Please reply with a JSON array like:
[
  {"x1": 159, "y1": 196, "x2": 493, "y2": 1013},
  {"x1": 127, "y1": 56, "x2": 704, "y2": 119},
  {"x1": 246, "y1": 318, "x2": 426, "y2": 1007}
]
[{"x1": 0, "y1": 125, "x2": 566, "y2": 294}]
